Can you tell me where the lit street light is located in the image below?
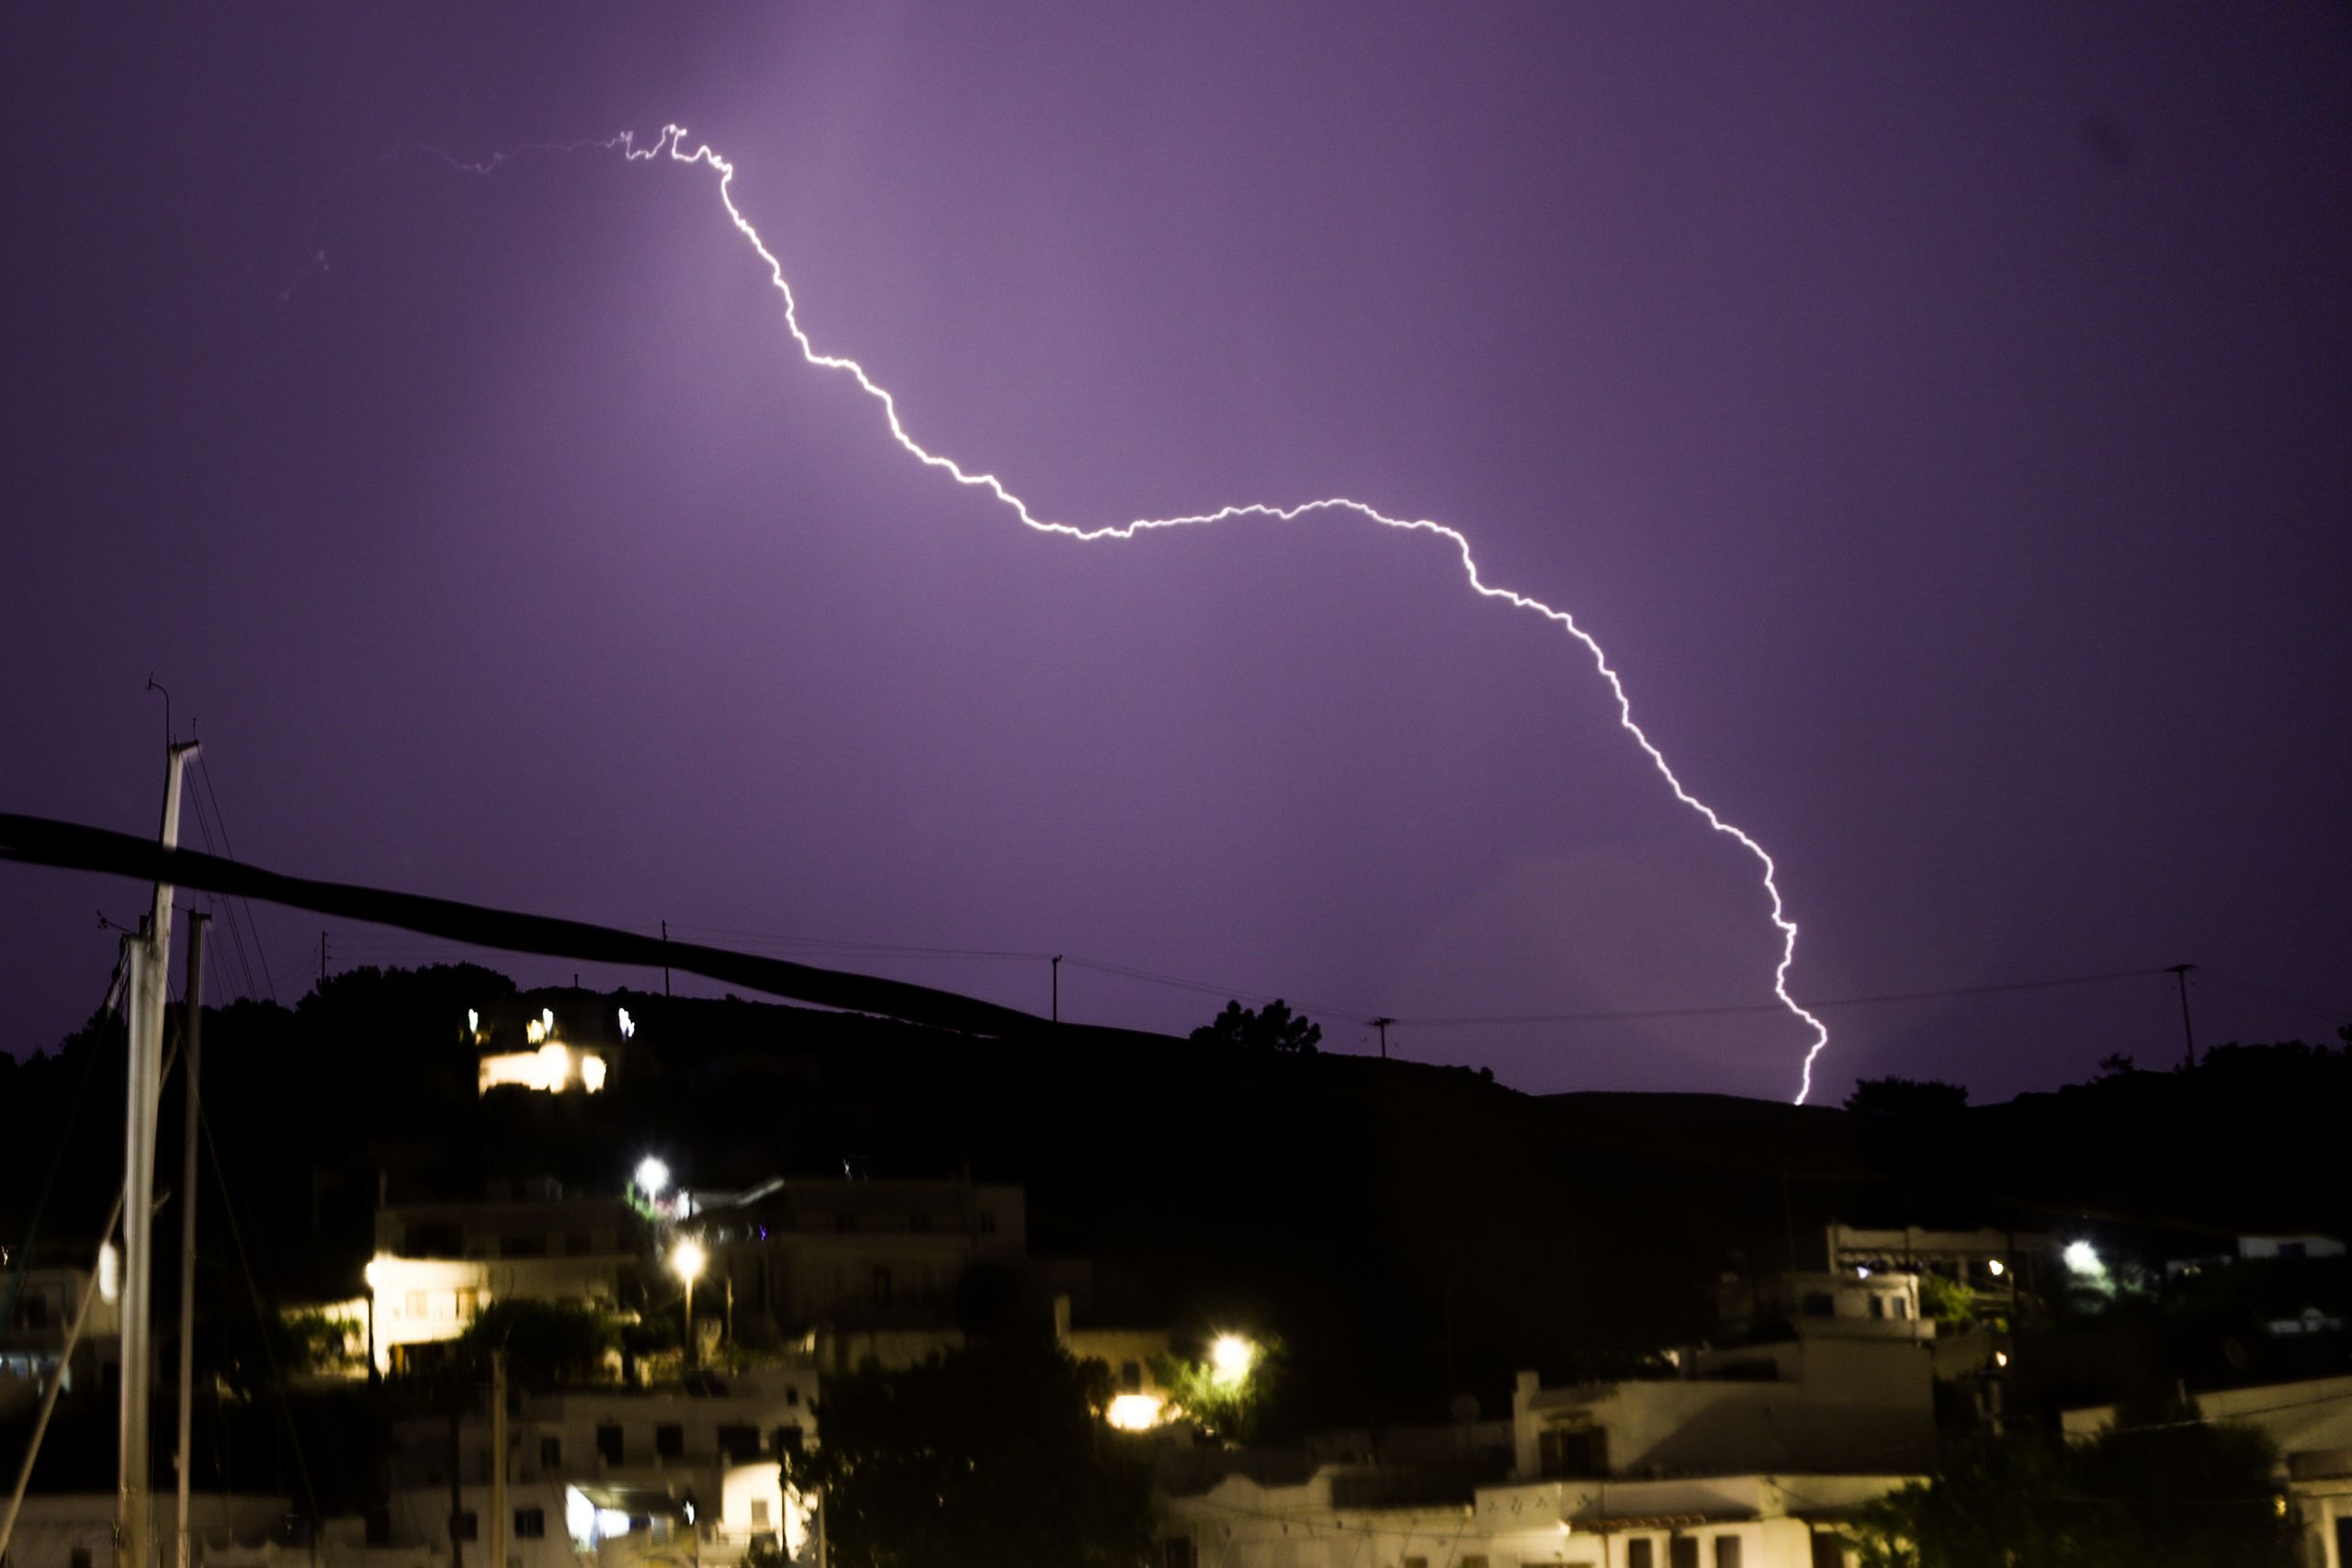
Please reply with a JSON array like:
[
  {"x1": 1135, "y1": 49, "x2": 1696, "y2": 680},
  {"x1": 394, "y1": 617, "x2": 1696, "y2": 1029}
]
[
  {"x1": 1209, "y1": 1333, "x2": 1256, "y2": 1389},
  {"x1": 636, "y1": 1156, "x2": 672, "y2": 1199}
]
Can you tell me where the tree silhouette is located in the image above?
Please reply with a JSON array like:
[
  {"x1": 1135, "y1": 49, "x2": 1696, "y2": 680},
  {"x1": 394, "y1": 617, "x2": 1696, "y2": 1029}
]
[{"x1": 1189, "y1": 998, "x2": 1321, "y2": 1055}]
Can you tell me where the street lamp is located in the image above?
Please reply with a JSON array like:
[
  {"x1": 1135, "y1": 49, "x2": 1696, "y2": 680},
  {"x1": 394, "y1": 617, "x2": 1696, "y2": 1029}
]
[
  {"x1": 636, "y1": 1156, "x2": 672, "y2": 1199},
  {"x1": 672, "y1": 1237, "x2": 707, "y2": 1367},
  {"x1": 1209, "y1": 1333, "x2": 1256, "y2": 1389}
]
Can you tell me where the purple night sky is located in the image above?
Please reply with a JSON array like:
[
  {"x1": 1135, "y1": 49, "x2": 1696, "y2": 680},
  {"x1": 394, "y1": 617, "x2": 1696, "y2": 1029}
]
[{"x1": 5, "y1": 5, "x2": 2347, "y2": 1104}]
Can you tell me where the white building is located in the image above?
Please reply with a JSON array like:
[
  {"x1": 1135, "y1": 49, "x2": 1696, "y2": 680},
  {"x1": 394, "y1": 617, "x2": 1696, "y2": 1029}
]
[
  {"x1": 1159, "y1": 1466, "x2": 1895, "y2": 1568},
  {"x1": 373, "y1": 1367, "x2": 820, "y2": 1568},
  {"x1": 0, "y1": 1494, "x2": 288, "y2": 1568},
  {"x1": 1, "y1": 1258, "x2": 120, "y2": 1415},
  {"x1": 2064, "y1": 1373, "x2": 2352, "y2": 1568},
  {"x1": 1513, "y1": 1338, "x2": 1937, "y2": 1481},
  {"x1": 694, "y1": 1177, "x2": 1026, "y2": 1340}
]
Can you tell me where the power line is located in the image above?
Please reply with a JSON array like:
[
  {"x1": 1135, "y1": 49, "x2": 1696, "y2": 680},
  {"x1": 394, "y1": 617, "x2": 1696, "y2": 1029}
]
[
  {"x1": 1394, "y1": 966, "x2": 2172, "y2": 1028},
  {"x1": 2195, "y1": 969, "x2": 2350, "y2": 1027}
]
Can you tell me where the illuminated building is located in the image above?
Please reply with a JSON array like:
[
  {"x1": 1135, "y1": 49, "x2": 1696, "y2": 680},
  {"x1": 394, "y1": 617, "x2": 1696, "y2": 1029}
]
[
  {"x1": 370, "y1": 1369, "x2": 819, "y2": 1568},
  {"x1": 469, "y1": 994, "x2": 634, "y2": 1098}
]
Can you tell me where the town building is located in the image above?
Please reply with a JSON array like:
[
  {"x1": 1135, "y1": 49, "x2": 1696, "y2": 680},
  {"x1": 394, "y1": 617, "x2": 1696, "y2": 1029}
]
[
  {"x1": 1159, "y1": 1464, "x2": 1894, "y2": 1568},
  {"x1": 1, "y1": 1252, "x2": 119, "y2": 1413},
  {"x1": 368, "y1": 1367, "x2": 819, "y2": 1568}
]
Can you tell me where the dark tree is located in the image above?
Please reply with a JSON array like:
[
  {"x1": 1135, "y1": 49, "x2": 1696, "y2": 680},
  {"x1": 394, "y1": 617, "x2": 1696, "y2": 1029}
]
[
  {"x1": 1846, "y1": 1417, "x2": 2296, "y2": 1568},
  {"x1": 456, "y1": 1298, "x2": 618, "y2": 1389},
  {"x1": 1843, "y1": 1076, "x2": 1969, "y2": 1116},
  {"x1": 1189, "y1": 998, "x2": 1321, "y2": 1055},
  {"x1": 784, "y1": 1338, "x2": 1151, "y2": 1568}
]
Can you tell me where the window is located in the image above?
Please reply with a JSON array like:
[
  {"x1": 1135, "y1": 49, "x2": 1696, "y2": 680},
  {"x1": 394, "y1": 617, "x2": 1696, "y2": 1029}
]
[
  {"x1": 21, "y1": 1294, "x2": 47, "y2": 1327},
  {"x1": 1713, "y1": 1537, "x2": 1743, "y2": 1568},
  {"x1": 786, "y1": 1386, "x2": 800, "y2": 1406},
  {"x1": 71, "y1": 1549, "x2": 93, "y2": 1568},
  {"x1": 540, "y1": 1436, "x2": 561, "y2": 1468},
  {"x1": 1802, "y1": 1292, "x2": 1834, "y2": 1316},
  {"x1": 1669, "y1": 1541, "x2": 1700, "y2": 1568},
  {"x1": 1537, "y1": 1425, "x2": 1607, "y2": 1478},
  {"x1": 406, "y1": 1224, "x2": 462, "y2": 1255},
  {"x1": 774, "y1": 1425, "x2": 804, "y2": 1454},
  {"x1": 1810, "y1": 1537, "x2": 1848, "y2": 1568},
  {"x1": 1869, "y1": 1294, "x2": 1885, "y2": 1319},
  {"x1": 718, "y1": 1424, "x2": 761, "y2": 1461},
  {"x1": 450, "y1": 1512, "x2": 478, "y2": 1542},
  {"x1": 750, "y1": 1499, "x2": 771, "y2": 1529},
  {"x1": 514, "y1": 1507, "x2": 546, "y2": 1540},
  {"x1": 1627, "y1": 1543, "x2": 1655, "y2": 1568},
  {"x1": 596, "y1": 1423, "x2": 624, "y2": 1464},
  {"x1": 655, "y1": 1423, "x2": 684, "y2": 1459},
  {"x1": 1891, "y1": 1294, "x2": 1909, "y2": 1320},
  {"x1": 1458, "y1": 1556, "x2": 1488, "y2": 1568},
  {"x1": 2279, "y1": 1241, "x2": 2308, "y2": 1259},
  {"x1": 1402, "y1": 1559, "x2": 1429, "y2": 1568},
  {"x1": 501, "y1": 1235, "x2": 546, "y2": 1258}
]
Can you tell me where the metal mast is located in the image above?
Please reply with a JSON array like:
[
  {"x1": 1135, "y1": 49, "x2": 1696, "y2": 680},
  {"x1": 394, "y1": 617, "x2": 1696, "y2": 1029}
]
[{"x1": 120, "y1": 739, "x2": 198, "y2": 1568}]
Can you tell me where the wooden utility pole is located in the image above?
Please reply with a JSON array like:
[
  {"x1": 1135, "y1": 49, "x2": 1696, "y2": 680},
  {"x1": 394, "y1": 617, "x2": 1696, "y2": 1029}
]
[
  {"x1": 2165, "y1": 964, "x2": 2198, "y2": 1069},
  {"x1": 1370, "y1": 1017, "x2": 1394, "y2": 1060},
  {"x1": 1051, "y1": 955, "x2": 1062, "y2": 1022},
  {"x1": 489, "y1": 1351, "x2": 507, "y2": 1568}
]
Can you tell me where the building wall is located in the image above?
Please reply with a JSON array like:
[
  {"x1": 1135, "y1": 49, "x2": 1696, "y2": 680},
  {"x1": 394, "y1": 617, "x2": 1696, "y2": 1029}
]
[
  {"x1": 363, "y1": 1255, "x2": 640, "y2": 1376},
  {"x1": 1159, "y1": 1470, "x2": 1894, "y2": 1568},
  {"x1": 1514, "y1": 1339, "x2": 1935, "y2": 1480},
  {"x1": 0, "y1": 1493, "x2": 288, "y2": 1568}
]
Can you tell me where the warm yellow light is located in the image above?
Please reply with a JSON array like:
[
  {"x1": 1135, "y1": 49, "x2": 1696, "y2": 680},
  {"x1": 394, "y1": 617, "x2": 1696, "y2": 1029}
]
[
  {"x1": 1995, "y1": 1350, "x2": 2010, "y2": 1368},
  {"x1": 581, "y1": 1055, "x2": 608, "y2": 1093},
  {"x1": 1987, "y1": 1258, "x2": 2006, "y2": 1277},
  {"x1": 1104, "y1": 1393, "x2": 1166, "y2": 1431},
  {"x1": 672, "y1": 1238, "x2": 707, "y2": 1281},
  {"x1": 364, "y1": 1256, "x2": 390, "y2": 1291},
  {"x1": 637, "y1": 1156, "x2": 671, "y2": 1197},
  {"x1": 1209, "y1": 1334, "x2": 1256, "y2": 1387},
  {"x1": 98, "y1": 1241, "x2": 120, "y2": 1304},
  {"x1": 526, "y1": 1016, "x2": 548, "y2": 1044}
]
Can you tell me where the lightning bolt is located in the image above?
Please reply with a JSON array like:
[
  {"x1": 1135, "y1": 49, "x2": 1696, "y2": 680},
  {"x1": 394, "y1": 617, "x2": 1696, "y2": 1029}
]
[{"x1": 421, "y1": 125, "x2": 1836, "y2": 1101}]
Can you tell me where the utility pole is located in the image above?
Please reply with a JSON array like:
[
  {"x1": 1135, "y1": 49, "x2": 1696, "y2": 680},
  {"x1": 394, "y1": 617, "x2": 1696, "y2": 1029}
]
[
  {"x1": 1370, "y1": 1017, "x2": 1394, "y2": 1060},
  {"x1": 661, "y1": 920, "x2": 672, "y2": 998},
  {"x1": 489, "y1": 1350, "x2": 507, "y2": 1568},
  {"x1": 122, "y1": 738, "x2": 197, "y2": 1568},
  {"x1": 1050, "y1": 955, "x2": 1062, "y2": 1023},
  {"x1": 2165, "y1": 964, "x2": 2198, "y2": 1070},
  {"x1": 175, "y1": 914, "x2": 208, "y2": 1568}
]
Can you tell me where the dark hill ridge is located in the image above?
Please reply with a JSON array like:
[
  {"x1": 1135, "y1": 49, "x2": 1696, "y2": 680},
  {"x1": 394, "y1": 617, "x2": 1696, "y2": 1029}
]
[{"x1": 5, "y1": 964, "x2": 2344, "y2": 1427}]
